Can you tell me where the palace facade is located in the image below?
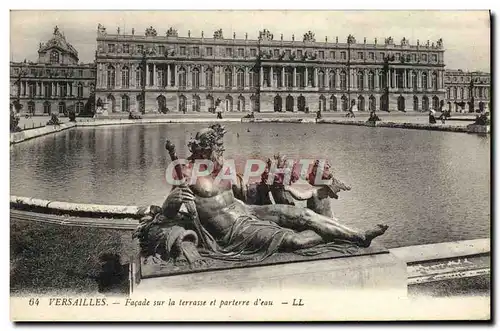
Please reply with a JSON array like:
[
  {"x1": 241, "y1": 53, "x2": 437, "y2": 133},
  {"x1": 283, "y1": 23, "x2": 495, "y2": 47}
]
[
  {"x1": 95, "y1": 25, "x2": 446, "y2": 113},
  {"x1": 444, "y1": 69, "x2": 490, "y2": 113},
  {"x1": 9, "y1": 27, "x2": 96, "y2": 115}
]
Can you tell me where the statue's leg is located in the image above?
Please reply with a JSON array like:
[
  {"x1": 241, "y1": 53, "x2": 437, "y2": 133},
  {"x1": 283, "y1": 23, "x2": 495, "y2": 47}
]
[
  {"x1": 280, "y1": 230, "x2": 324, "y2": 251},
  {"x1": 250, "y1": 204, "x2": 387, "y2": 247}
]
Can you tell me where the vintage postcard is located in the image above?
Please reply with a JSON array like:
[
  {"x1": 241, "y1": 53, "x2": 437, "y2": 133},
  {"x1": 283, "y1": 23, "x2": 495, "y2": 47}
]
[{"x1": 9, "y1": 10, "x2": 491, "y2": 322}]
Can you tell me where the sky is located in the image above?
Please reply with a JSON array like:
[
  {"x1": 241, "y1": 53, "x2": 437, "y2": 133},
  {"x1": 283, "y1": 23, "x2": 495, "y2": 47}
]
[{"x1": 9, "y1": 10, "x2": 491, "y2": 72}]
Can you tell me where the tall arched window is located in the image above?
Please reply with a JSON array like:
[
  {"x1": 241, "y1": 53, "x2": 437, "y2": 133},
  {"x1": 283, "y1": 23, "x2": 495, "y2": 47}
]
[
  {"x1": 50, "y1": 51, "x2": 59, "y2": 64},
  {"x1": 107, "y1": 65, "x2": 115, "y2": 88},
  {"x1": 192, "y1": 95, "x2": 200, "y2": 112},
  {"x1": 318, "y1": 70, "x2": 325, "y2": 88},
  {"x1": 76, "y1": 102, "x2": 84, "y2": 113},
  {"x1": 285, "y1": 68, "x2": 293, "y2": 88},
  {"x1": 422, "y1": 72, "x2": 428, "y2": 90},
  {"x1": 77, "y1": 83, "x2": 83, "y2": 98},
  {"x1": 178, "y1": 68, "x2": 186, "y2": 88},
  {"x1": 121, "y1": 95, "x2": 130, "y2": 112},
  {"x1": 395, "y1": 70, "x2": 403, "y2": 89},
  {"x1": 357, "y1": 71, "x2": 364, "y2": 91},
  {"x1": 369, "y1": 95, "x2": 376, "y2": 111},
  {"x1": 368, "y1": 71, "x2": 375, "y2": 90},
  {"x1": 249, "y1": 69, "x2": 258, "y2": 87},
  {"x1": 224, "y1": 67, "x2": 232, "y2": 88},
  {"x1": 460, "y1": 87, "x2": 464, "y2": 99},
  {"x1": 135, "y1": 67, "x2": 143, "y2": 87},
  {"x1": 205, "y1": 68, "x2": 213, "y2": 88},
  {"x1": 453, "y1": 87, "x2": 457, "y2": 99},
  {"x1": 236, "y1": 68, "x2": 245, "y2": 88},
  {"x1": 121, "y1": 66, "x2": 130, "y2": 88},
  {"x1": 340, "y1": 71, "x2": 347, "y2": 90},
  {"x1": 192, "y1": 68, "x2": 200, "y2": 89},
  {"x1": 329, "y1": 95, "x2": 337, "y2": 111},
  {"x1": 328, "y1": 70, "x2": 335, "y2": 90},
  {"x1": 432, "y1": 72, "x2": 438, "y2": 91},
  {"x1": 412, "y1": 72, "x2": 418, "y2": 90},
  {"x1": 341, "y1": 95, "x2": 348, "y2": 111}
]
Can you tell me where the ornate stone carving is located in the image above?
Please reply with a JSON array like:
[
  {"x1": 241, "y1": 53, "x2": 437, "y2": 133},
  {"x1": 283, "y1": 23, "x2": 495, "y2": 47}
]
[
  {"x1": 375, "y1": 38, "x2": 377, "y2": 44},
  {"x1": 145, "y1": 26, "x2": 157, "y2": 37},
  {"x1": 401, "y1": 37, "x2": 409, "y2": 46},
  {"x1": 166, "y1": 27, "x2": 178, "y2": 37},
  {"x1": 202, "y1": 31, "x2": 204, "y2": 38},
  {"x1": 292, "y1": 34, "x2": 295, "y2": 41},
  {"x1": 117, "y1": 27, "x2": 120, "y2": 35},
  {"x1": 213, "y1": 28, "x2": 223, "y2": 39},
  {"x1": 97, "y1": 23, "x2": 107, "y2": 36},
  {"x1": 303, "y1": 30, "x2": 315, "y2": 42},
  {"x1": 336, "y1": 36, "x2": 338, "y2": 43},
  {"x1": 436, "y1": 38, "x2": 443, "y2": 48},
  {"x1": 364, "y1": 37, "x2": 366, "y2": 44},
  {"x1": 188, "y1": 30, "x2": 191, "y2": 38},
  {"x1": 259, "y1": 29, "x2": 274, "y2": 41},
  {"x1": 347, "y1": 34, "x2": 356, "y2": 44},
  {"x1": 132, "y1": 28, "x2": 135, "y2": 35},
  {"x1": 384, "y1": 36, "x2": 394, "y2": 45}
]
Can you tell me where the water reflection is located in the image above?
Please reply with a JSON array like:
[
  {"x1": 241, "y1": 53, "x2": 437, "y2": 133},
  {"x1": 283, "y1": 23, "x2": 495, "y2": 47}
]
[{"x1": 10, "y1": 123, "x2": 490, "y2": 248}]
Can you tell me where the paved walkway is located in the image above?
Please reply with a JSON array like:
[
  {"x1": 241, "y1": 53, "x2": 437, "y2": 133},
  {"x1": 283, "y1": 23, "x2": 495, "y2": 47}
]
[{"x1": 15, "y1": 111, "x2": 477, "y2": 131}]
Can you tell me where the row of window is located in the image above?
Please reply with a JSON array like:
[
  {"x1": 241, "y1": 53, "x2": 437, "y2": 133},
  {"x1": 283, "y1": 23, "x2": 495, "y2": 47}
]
[
  {"x1": 26, "y1": 101, "x2": 85, "y2": 114},
  {"x1": 17, "y1": 81, "x2": 84, "y2": 98},
  {"x1": 105, "y1": 65, "x2": 440, "y2": 91},
  {"x1": 103, "y1": 93, "x2": 442, "y2": 113},
  {"x1": 12, "y1": 66, "x2": 93, "y2": 78},
  {"x1": 446, "y1": 86, "x2": 489, "y2": 99},
  {"x1": 106, "y1": 43, "x2": 440, "y2": 62},
  {"x1": 445, "y1": 75, "x2": 490, "y2": 84}
]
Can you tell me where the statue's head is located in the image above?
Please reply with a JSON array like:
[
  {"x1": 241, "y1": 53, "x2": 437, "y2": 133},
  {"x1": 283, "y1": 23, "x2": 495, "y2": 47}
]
[{"x1": 188, "y1": 124, "x2": 226, "y2": 165}]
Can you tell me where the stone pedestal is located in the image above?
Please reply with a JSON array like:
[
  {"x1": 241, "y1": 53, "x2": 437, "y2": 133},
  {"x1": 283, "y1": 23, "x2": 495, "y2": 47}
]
[{"x1": 132, "y1": 251, "x2": 407, "y2": 296}]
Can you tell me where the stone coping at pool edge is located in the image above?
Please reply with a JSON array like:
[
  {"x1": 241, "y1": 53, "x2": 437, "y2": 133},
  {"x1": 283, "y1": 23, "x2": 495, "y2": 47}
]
[
  {"x1": 10, "y1": 195, "x2": 149, "y2": 220},
  {"x1": 10, "y1": 117, "x2": 489, "y2": 145}
]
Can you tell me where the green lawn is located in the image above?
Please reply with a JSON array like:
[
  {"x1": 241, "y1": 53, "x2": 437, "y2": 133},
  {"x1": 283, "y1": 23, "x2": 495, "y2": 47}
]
[{"x1": 10, "y1": 219, "x2": 137, "y2": 295}]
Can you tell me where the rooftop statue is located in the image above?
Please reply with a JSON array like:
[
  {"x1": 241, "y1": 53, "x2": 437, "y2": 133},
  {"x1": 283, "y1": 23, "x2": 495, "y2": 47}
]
[
  {"x1": 97, "y1": 23, "x2": 107, "y2": 36},
  {"x1": 166, "y1": 27, "x2": 178, "y2": 37},
  {"x1": 303, "y1": 30, "x2": 316, "y2": 42},
  {"x1": 214, "y1": 29, "x2": 224, "y2": 39},
  {"x1": 436, "y1": 38, "x2": 443, "y2": 48},
  {"x1": 145, "y1": 26, "x2": 157, "y2": 37},
  {"x1": 134, "y1": 125, "x2": 388, "y2": 267}
]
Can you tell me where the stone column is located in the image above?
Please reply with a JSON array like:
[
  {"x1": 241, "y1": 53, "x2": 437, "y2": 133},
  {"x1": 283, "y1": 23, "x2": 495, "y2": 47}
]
[
  {"x1": 335, "y1": 68, "x2": 340, "y2": 89},
  {"x1": 314, "y1": 68, "x2": 318, "y2": 88},
  {"x1": 364, "y1": 69, "x2": 368, "y2": 90},
  {"x1": 427, "y1": 70, "x2": 431, "y2": 90},
  {"x1": 270, "y1": 66, "x2": 274, "y2": 88},
  {"x1": 145, "y1": 64, "x2": 150, "y2": 87},
  {"x1": 187, "y1": 65, "x2": 192, "y2": 88},
  {"x1": 392, "y1": 69, "x2": 396, "y2": 89},
  {"x1": 305, "y1": 67, "x2": 309, "y2": 87},
  {"x1": 245, "y1": 66, "x2": 249, "y2": 88},
  {"x1": 282, "y1": 67, "x2": 285, "y2": 88},
  {"x1": 408, "y1": 69, "x2": 412, "y2": 89},
  {"x1": 174, "y1": 65, "x2": 178, "y2": 87},
  {"x1": 167, "y1": 64, "x2": 170, "y2": 87},
  {"x1": 233, "y1": 66, "x2": 237, "y2": 88},
  {"x1": 293, "y1": 67, "x2": 297, "y2": 87},
  {"x1": 260, "y1": 66, "x2": 264, "y2": 87},
  {"x1": 374, "y1": 70, "x2": 379, "y2": 89}
]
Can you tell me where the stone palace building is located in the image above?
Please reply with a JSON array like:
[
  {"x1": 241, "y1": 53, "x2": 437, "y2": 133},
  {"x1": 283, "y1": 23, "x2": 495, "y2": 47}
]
[
  {"x1": 444, "y1": 69, "x2": 490, "y2": 113},
  {"x1": 95, "y1": 25, "x2": 448, "y2": 113},
  {"x1": 9, "y1": 27, "x2": 96, "y2": 115}
]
